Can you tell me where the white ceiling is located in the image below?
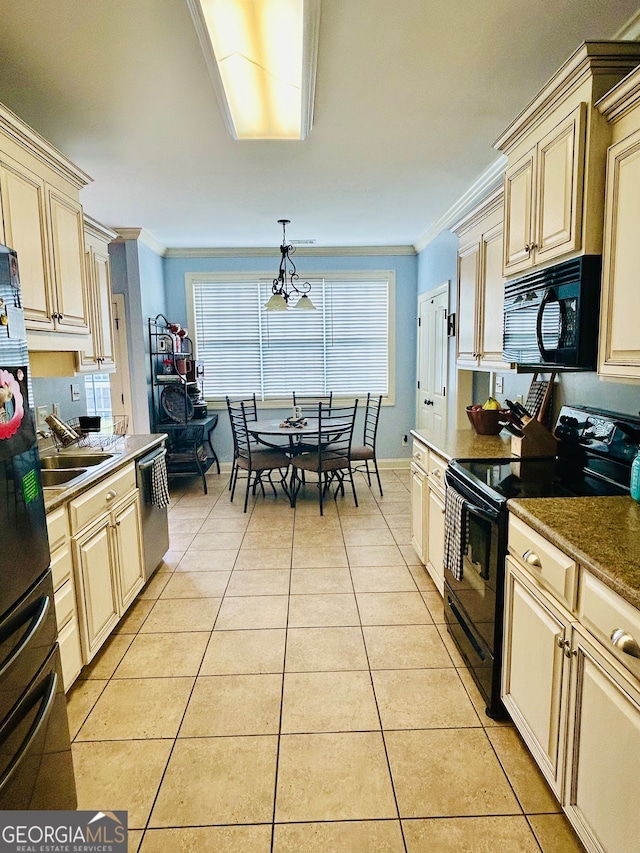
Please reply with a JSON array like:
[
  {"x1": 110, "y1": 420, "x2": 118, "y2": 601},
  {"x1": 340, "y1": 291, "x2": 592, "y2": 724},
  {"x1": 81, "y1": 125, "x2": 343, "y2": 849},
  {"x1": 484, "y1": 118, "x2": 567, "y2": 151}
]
[{"x1": 0, "y1": 1, "x2": 638, "y2": 250}]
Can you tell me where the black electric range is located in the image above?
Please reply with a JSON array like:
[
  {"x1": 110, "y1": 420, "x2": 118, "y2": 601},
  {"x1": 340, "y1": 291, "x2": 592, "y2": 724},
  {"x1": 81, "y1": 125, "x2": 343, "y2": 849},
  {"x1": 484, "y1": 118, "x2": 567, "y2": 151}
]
[{"x1": 444, "y1": 405, "x2": 638, "y2": 718}]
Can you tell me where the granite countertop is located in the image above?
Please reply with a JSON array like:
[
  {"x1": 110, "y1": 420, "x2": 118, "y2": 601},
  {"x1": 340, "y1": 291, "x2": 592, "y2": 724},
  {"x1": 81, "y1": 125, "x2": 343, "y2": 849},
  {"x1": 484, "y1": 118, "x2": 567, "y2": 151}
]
[
  {"x1": 410, "y1": 425, "x2": 512, "y2": 462},
  {"x1": 42, "y1": 433, "x2": 167, "y2": 513},
  {"x1": 508, "y1": 496, "x2": 640, "y2": 610}
]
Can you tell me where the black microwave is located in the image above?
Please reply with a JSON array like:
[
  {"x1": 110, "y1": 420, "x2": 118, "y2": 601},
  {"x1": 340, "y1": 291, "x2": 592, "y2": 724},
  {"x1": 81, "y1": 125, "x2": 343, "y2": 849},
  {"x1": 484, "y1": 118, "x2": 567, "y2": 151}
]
[{"x1": 503, "y1": 255, "x2": 601, "y2": 370}]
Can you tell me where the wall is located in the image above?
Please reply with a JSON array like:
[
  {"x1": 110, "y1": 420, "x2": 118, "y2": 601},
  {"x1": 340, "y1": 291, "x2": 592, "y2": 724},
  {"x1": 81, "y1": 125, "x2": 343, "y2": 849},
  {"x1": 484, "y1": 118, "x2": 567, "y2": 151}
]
[
  {"x1": 162, "y1": 251, "x2": 418, "y2": 464},
  {"x1": 109, "y1": 237, "x2": 167, "y2": 433},
  {"x1": 32, "y1": 375, "x2": 87, "y2": 423}
]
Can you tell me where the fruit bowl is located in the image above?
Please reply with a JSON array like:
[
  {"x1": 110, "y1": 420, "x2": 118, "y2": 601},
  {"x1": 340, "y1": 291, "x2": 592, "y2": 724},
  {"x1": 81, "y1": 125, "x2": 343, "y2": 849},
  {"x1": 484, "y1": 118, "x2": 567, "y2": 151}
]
[{"x1": 466, "y1": 405, "x2": 505, "y2": 435}]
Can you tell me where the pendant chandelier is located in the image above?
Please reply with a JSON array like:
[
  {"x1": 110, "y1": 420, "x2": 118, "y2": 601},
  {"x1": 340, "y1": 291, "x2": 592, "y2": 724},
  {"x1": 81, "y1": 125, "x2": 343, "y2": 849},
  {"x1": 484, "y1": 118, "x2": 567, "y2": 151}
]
[{"x1": 265, "y1": 219, "x2": 316, "y2": 311}]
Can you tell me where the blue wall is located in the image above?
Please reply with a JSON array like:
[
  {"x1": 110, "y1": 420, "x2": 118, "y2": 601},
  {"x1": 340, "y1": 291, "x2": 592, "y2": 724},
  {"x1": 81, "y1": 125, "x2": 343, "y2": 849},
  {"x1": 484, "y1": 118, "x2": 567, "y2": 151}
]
[{"x1": 162, "y1": 251, "x2": 418, "y2": 463}]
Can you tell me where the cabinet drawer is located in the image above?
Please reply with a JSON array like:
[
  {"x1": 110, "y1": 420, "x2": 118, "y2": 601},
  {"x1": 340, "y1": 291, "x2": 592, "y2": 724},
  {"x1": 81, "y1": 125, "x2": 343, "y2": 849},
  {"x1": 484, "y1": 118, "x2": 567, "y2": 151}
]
[
  {"x1": 427, "y1": 450, "x2": 447, "y2": 495},
  {"x1": 411, "y1": 440, "x2": 428, "y2": 473},
  {"x1": 508, "y1": 515, "x2": 577, "y2": 608},
  {"x1": 579, "y1": 570, "x2": 640, "y2": 680},
  {"x1": 50, "y1": 542, "x2": 73, "y2": 590},
  {"x1": 54, "y1": 577, "x2": 76, "y2": 630},
  {"x1": 68, "y1": 464, "x2": 136, "y2": 534},
  {"x1": 46, "y1": 506, "x2": 69, "y2": 553}
]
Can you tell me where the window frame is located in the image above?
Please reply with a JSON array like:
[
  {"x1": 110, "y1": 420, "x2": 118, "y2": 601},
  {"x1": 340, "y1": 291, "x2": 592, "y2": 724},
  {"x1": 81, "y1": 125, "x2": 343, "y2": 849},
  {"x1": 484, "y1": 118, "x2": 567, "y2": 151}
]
[{"x1": 185, "y1": 269, "x2": 396, "y2": 408}]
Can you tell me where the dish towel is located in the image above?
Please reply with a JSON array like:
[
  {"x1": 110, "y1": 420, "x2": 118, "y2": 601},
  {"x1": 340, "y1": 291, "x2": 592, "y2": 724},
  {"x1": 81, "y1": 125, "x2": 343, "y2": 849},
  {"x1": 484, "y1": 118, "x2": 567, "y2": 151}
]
[
  {"x1": 151, "y1": 453, "x2": 171, "y2": 509},
  {"x1": 444, "y1": 486, "x2": 467, "y2": 582}
]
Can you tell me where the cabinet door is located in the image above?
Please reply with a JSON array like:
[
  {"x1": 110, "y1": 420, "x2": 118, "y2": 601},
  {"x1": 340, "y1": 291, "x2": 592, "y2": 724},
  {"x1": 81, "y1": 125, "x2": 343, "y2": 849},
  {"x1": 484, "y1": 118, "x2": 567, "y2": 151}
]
[
  {"x1": 565, "y1": 628, "x2": 640, "y2": 853},
  {"x1": 113, "y1": 492, "x2": 145, "y2": 611},
  {"x1": 58, "y1": 616, "x2": 83, "y2": 692},
  {"x1": 456, "y1": 240, "x2": 480, "y2": 368},
  {"x1": 599, "y1": 127, "x2": 640, "y2": 379},
  {"x1": 535, "y1": 104, "x2": 585, "y2": 263},
  {"x1": 426, "y1": 484, "x2": 445, "y2": 595},
  {"x1": 410, "y1": 464, "x2": 427, "y2": 564},
  {"x1": 503, "y1": 148, "x2": 535, "y2": 274},
  {"x1": 74, "y1": 517, "x2": 119, "y2": 661},
  {"x1": 77, "y1": 245, "x2": 116, "y2": 372},
  {"x1": 47, "y1": 188, "x2": 89, "y2": 332},
  {"x1": 502, "y1": 558, "x2": 569, "y2": 795},
  {"x1": 0, "y1": 160, "x2": 54, "y2": 330},
  {"x1": 479, "y1": 222, "x2": 506, "y2": 369}
]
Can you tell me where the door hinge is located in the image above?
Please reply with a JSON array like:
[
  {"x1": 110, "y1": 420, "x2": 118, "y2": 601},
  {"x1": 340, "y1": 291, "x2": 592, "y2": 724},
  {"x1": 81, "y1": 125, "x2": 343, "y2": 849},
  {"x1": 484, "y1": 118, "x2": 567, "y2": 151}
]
[
  {"x1": 417, "y1": 381, "x2": 420, "y2": 389},
  {"x1": 418, "y1": 317, "x2": 421, "y2": 326}
]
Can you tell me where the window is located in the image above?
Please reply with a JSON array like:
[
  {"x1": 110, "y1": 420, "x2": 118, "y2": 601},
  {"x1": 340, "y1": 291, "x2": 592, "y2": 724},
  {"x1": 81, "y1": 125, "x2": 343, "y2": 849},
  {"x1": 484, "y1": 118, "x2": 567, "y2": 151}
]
[{"x1": 187, "y1": 272, "x2": 393, "y2": 402}]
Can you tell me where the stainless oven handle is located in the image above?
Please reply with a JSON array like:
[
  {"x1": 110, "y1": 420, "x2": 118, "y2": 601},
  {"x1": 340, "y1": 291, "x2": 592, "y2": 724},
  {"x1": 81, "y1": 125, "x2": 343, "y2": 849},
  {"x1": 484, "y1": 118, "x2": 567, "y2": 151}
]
[
  {"x1": 138, "y1": 447, "x2": 167, "y2": 471},
  {"x1": 462, "y1": 500, "x2": 499, "y2": 524}
]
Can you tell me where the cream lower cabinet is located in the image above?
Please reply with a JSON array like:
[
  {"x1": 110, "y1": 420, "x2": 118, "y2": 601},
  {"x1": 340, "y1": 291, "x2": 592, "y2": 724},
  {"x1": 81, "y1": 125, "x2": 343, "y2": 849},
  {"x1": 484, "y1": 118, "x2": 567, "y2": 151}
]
[
  {"x1": 503, "y1": 513, "x2": 640, "y2": 853},
  {"x1": 502, "y1": 556, "x2": 570, "y2": 797},
  {"x1": 564, "y1": 626, "x2": 640, "y2": 853},
  {"x1": 410, "y1": 436, "x2": 447, "y2": 594},
  {"x1": 69, "y1": 464, "x2": 144, "y2": 663},
  {"x1": 46, "y1": 506, "x2": 83, "y2": 692}
]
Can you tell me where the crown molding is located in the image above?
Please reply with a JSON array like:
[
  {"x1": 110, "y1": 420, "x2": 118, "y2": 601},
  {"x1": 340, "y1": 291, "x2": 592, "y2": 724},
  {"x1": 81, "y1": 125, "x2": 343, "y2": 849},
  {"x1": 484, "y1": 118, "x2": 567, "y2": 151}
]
[
  {"x1": 83, "y1": 214, "x2": 118, "y2": 242},
  {"x1": 164, "y1": 244, "x2": 416, "y2": 258},
  {"x1": 112, "y1": 227, "x2": 167, "y2": 256},
  {"x1": 413, "y1": 155, "x2": 506, "y2": 253},
  {"x1": 597, "y1": 63, "x2": 640, "y2": 121},
  {"x1": 0, "y1": 102, "x2": 92, "y2": 189},
  {"x1": 613, "y1": 9, "x2": 640, "y2": 40},
  {"x1": 494, "y1": 41, "x2": 640, "y2": 154}
]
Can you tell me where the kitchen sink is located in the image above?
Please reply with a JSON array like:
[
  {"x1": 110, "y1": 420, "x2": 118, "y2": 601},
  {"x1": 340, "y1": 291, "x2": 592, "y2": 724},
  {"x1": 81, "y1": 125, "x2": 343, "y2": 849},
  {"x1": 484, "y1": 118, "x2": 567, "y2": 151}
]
[
  {"x1": 40, "y1": 468, "x2": 87, "y2": 487},
  {"x1": 40, "y1": 453, "x2": 114, "y2": 469}
]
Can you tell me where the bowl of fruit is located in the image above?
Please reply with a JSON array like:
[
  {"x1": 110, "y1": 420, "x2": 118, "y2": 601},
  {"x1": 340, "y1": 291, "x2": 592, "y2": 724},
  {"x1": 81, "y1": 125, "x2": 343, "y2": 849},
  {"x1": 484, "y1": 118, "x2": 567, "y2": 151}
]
[{"x1": 466, "y1": 398, "x2": 506, "y2": 435}]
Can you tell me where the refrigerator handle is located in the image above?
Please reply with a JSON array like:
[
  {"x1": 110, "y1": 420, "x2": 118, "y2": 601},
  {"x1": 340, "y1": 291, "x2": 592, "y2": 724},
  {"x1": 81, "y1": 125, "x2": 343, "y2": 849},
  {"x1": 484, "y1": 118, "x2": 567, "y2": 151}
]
[
  {"x1": 0, "y1": 596, "x2": 50, "y2": 679},
  {"x1": 0, "y1": 671, "x2": 58, "y2": 793}
]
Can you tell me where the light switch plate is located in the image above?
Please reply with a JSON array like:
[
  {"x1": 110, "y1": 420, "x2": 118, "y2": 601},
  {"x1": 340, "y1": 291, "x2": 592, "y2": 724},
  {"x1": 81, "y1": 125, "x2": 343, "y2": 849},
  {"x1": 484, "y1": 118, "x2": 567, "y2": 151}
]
[
  {"x1": 70, "y1": 383, "x2": 80, "y2": 402},
  {"x1": 36, "y1": 405, "x2": 48, "y2": 428},
  {"x1": 495, "y1": 375, "x2": 504, "y2": 393}
]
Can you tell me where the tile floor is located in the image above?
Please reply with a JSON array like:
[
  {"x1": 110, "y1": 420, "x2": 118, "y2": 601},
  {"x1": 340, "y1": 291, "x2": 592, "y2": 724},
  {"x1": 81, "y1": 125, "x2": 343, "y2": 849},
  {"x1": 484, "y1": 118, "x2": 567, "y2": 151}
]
[{"x1": 66, "y1": 468, "x2": 586, "y2": 853}]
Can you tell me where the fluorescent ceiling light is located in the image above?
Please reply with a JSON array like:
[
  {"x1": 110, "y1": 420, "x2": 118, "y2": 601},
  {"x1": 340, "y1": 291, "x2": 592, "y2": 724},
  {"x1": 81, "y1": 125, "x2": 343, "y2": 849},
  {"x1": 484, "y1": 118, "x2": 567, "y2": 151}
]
[{"x1": 187, "y1": 0, "x2": 321, "y2": 140}]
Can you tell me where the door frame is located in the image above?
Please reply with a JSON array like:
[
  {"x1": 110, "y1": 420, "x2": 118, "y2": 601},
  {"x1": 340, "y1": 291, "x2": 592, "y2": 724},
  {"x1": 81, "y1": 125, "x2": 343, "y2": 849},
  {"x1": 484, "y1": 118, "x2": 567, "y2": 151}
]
[{"x1": 416, "y1": 282, "x2": 449, "y2": 430}]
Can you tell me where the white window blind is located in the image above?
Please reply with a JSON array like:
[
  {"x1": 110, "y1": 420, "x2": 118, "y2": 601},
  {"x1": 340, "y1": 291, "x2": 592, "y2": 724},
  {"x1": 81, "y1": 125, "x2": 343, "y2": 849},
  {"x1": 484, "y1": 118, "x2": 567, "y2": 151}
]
[{"x1": 189, "y1": 276, "x2": 390, "y2": 400}]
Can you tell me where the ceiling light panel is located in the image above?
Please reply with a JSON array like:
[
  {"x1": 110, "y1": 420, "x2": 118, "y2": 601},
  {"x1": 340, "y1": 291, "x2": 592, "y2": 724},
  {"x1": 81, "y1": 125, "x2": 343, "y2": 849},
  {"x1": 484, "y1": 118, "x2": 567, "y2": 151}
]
[{"x1": 187, "y1": 0, "x2": 320, "y2": 140}]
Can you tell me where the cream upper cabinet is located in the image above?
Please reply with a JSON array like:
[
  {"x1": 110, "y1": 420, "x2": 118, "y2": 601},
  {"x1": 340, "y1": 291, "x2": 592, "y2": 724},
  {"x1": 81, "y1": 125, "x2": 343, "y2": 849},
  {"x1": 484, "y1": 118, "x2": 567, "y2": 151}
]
[
  {"x1": 496, "y1": 42, "x2": 640, "y2": 278},
  {"x1": 453, "y1": 188, "x2": 509, "y2": 371},
  {"x1": 0, "y1": 100, "x2": 92, "y2": 348},
  {"x1": 503, "y1": 106, "x2": 585, "y2": 275},
  {"x1": 596, "y1": 67, "x2": 640, "y2": 380},
  {"x1": 77, "y1": 217, "x2": 117, "y2": 373}
]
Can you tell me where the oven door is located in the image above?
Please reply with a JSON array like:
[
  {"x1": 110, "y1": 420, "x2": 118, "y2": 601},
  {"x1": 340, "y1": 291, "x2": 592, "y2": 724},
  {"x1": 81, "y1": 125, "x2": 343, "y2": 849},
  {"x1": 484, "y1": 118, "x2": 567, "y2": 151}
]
[{"x1": 443, "y1": 477, "x2": 507, "y2": 717}]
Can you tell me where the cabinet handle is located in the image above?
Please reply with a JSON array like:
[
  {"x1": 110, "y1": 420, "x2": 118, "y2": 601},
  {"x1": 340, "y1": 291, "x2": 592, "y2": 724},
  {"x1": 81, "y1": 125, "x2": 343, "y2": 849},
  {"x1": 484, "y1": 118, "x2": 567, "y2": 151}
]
[
  {"x1": 529, "y1": 242, "x2": 537, "y2": 251},
  {"x1": 414, "y1": 452, "x2": 421, "y2": 459},
  {"x1": 106, "y1": 489, "x2": 117, "y2": 501},
  {"x1": 611, "y1": 628, "x2": 640, "y2": 659},
  {"x1": 556, "y1": 636, "x2": 575, "y2": 658},
  {"x1": 523, "y1": 549, "x2": 542, "y2": 567},
  {"x1": 431, "y1": 468, "x2": 441, "y2": 478},
  {"x1": 524, "y1": 243, "x2": 530, "y2": 252}
]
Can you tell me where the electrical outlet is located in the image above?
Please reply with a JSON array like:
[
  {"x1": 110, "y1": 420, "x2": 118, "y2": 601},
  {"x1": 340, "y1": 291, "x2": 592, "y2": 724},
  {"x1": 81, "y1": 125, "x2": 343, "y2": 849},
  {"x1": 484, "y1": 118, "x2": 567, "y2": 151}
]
[
  {"x1": 70, "y1": 383, "x2": 80, "y2": 401},
  {"x1": 515, "y1": 394, "x2": 524, "y2": 405},
  {"x1": 52, "y1": 402, "x2": 60, "y2": 416},
  {"x1": 402, "y1": 434, "x2": 408, "y2": 445},
  {"x1": 495, "y1": 375, "x2": 504, "y2": 394}
]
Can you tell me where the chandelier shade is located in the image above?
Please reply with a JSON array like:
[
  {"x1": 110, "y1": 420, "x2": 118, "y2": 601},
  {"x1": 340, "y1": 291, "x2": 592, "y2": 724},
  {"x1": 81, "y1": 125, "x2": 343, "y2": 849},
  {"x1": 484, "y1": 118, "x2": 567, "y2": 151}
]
[{"x1": 266, "y1": 219, "x2": 316, "y2": 311}]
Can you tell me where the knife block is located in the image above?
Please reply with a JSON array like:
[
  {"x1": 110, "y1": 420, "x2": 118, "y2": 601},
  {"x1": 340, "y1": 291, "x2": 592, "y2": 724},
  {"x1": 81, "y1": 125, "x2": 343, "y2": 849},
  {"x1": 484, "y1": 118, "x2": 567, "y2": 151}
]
[{"x1": 511, "y1": 417, "x2": 557, "y2": 458}]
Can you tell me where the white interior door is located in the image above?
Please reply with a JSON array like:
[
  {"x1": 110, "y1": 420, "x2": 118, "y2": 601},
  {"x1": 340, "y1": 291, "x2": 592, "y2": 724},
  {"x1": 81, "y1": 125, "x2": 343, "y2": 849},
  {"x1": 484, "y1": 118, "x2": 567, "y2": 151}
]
[{"x1": 417, "y1": 284, "x2": 448, "y2": 431}]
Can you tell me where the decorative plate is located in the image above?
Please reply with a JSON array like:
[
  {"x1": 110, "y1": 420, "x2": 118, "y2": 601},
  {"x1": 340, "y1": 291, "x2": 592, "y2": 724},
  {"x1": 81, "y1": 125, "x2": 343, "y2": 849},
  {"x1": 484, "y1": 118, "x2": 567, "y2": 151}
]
[{"x1": 160, "y1": 385, "x2": 194, "y2": 423}]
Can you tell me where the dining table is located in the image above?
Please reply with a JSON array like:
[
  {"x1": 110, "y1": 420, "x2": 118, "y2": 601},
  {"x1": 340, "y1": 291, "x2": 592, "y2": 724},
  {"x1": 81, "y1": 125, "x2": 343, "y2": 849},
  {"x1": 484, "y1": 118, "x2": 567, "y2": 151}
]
[{"x1": 247, "y1": 417, "x2": 327, "y2": 500}]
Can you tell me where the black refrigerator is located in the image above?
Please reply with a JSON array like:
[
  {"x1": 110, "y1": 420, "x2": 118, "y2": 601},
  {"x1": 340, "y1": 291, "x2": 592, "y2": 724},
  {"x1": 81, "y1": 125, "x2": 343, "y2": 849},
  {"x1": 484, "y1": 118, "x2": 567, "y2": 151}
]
[{"x1": 0, "y1": 244, "x2": 76, "y2": 809}]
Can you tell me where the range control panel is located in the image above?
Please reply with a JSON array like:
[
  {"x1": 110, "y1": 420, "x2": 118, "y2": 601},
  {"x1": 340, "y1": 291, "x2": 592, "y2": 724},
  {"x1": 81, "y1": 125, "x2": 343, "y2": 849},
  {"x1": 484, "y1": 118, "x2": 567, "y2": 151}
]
[{"x1": 555, "y1": 405, "x2": 640, "y2": 465}]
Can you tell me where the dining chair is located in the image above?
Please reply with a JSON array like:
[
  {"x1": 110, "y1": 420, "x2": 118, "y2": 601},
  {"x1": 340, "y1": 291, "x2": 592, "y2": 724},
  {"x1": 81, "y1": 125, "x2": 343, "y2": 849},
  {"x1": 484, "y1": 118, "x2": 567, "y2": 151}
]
[
  {"x1": 290, "y1": 400, "x2": 358, "y2": 515},
  {"x1": 292, "y1": 391, "x2": 333, "y2": 416},
  {"x1": 350, "y1": 393, "x2": 383, "y2": 496},
  {"x1": 225, "y1": 394, "x2": 258, "y2": 490},
  {"x1": 226, "y1": 400, "x2": 291, "y2": 512}
]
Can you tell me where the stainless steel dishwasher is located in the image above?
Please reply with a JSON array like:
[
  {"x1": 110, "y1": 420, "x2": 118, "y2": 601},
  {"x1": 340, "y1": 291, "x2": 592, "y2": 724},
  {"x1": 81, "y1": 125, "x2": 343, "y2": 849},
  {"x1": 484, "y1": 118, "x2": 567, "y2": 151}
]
[{"x1": 136, "y1": 444, "x2": 170, "y2": 579}]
